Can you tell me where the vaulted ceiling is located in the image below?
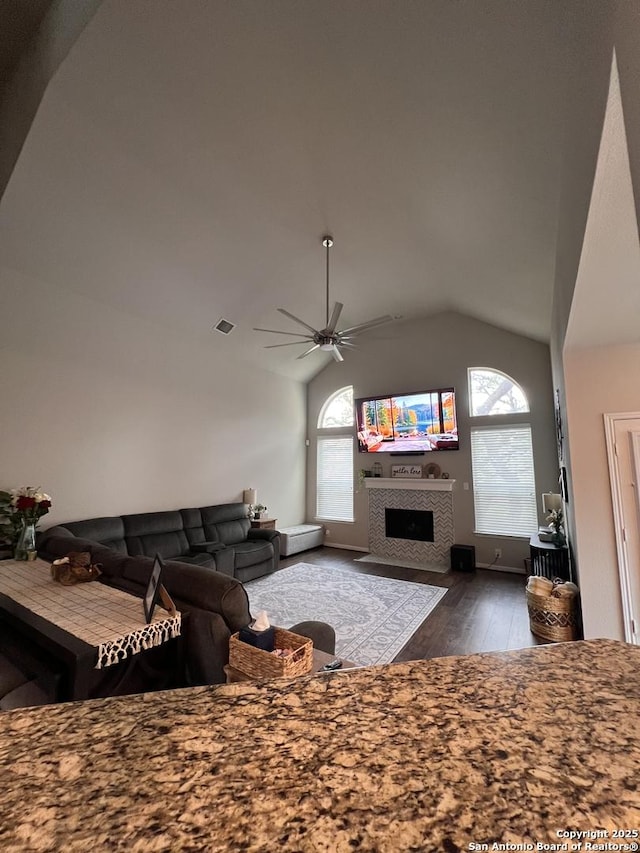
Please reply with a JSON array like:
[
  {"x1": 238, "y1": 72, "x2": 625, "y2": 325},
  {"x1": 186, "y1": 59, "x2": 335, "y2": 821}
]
[{"x1": 1, "y1": 1, "x2": 585, "y2": 379}]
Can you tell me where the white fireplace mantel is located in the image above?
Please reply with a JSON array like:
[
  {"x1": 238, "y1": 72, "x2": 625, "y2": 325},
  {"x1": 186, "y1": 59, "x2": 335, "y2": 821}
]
[{"x1": 364, "y1": 478, "x2": 456, "y2": 492}]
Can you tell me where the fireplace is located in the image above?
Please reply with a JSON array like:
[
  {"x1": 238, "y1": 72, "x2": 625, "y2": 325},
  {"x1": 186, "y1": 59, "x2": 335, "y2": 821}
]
[
  {"x1": 385, "y1": 508, "x2": 434, "y2": 542},
  {"x1": 365, "y1": 478, "x2": 456, "y2": 572}
]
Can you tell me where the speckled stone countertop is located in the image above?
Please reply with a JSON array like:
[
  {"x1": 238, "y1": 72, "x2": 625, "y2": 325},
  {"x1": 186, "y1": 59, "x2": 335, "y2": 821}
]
[{"x1": 0, "y1": 639, "x2": 639, "y2": 852}]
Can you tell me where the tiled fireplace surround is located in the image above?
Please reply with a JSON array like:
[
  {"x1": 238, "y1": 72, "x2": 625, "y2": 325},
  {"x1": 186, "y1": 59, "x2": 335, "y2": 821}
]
[{"x1": 365, "y1": 478, "x2": 455, "y2": 571}]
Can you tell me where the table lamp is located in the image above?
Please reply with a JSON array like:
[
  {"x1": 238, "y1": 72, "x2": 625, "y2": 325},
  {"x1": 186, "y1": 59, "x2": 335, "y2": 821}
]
[{"x1": 243, "y1": 488, "x2": 257, "y2": 519}]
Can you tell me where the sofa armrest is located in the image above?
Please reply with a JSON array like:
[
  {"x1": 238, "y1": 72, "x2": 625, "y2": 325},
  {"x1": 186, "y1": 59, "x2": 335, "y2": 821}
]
[
  {"x1": 160, "y1": 559, "x2": 250, "y2": 630},
  {"x1": 178, "y1": 609, "x2": 231, "y2": 686},
  {"x1": 190, "y1": 541, "x2": 225, "y2": 555},
  {"x1": 211, "y1": 547, "x2": 235, "y2": 577},
  {"x1": 37, "y1": 534, "x2": 127, "y2": 579},
  {"x1": 247, "y1": 528, "x2": 280, "y2": 567},
  {"x1": 247, "y1": 529, "x2": 279, "y2": 543}
]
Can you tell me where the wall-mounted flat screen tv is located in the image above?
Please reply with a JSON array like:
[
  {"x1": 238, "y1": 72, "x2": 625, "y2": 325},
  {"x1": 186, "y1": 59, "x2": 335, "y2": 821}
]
[{"x1": 355, "y1": 388, "x2": 458, "y2": 453}]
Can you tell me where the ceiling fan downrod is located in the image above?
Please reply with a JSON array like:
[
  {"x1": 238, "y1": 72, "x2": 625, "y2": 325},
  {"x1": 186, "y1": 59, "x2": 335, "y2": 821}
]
[{"x1": 322, "y1": 235, "x2": 333, "y2": 328}]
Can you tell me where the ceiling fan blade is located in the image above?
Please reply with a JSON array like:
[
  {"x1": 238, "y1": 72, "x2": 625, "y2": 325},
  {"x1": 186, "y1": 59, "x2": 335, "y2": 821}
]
[
  {"x1": 339, "y1": 315, "x2": 395, "y2": 337},
  {"x1": 326, "y1": 302, "x2": 344, "y2": 334},
  {"x1": 254, "y1": 327, "x2": 315, "y2": 338},
  {"x1": 331, "y1": 345, "x2": 344, "y2": 363},
  {"x1": 264, "y1": 340, "x2": 316, "y2": 349},
  {"x1": 297, "y1": 344, "x2": 320, "y2": 359},
  {"x1": 277, "y1": 308, "x2": 320, "y2": 335}
]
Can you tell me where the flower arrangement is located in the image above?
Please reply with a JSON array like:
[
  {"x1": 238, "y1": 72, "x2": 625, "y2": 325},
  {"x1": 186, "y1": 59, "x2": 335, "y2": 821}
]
[
  {"x1": 546, "y1": 508, "x2": 566, "y2": 547},
  {"x1": 0, "y1": 487, "x2": 52, "y2": 558},
  {"x1": 11, "y1": 486, "x2": 52, "y2": 525}
]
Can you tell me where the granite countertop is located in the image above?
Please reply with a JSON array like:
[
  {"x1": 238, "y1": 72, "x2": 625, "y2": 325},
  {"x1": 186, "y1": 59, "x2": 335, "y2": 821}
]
[{"x1": 0, "y1": 639, "x2": 639, "y2": 852}]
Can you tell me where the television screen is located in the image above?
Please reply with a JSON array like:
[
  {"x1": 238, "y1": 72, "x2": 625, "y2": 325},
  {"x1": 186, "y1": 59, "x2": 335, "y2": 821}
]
[{"x1": 355, "y1": 388, "x2": 458, "y2": 453}]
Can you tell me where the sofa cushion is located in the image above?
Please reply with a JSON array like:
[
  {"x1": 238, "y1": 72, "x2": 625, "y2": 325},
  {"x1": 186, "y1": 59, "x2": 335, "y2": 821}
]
[
  {"x1": 200, "y1": 504, "x2": 250, "y2": 545},
  {"x1": 180, "y1": 508, "x2": 208, "y2": 547},
  {"x1": 233, "y1": 540, "x2": 274, "y2": 570},
  {"x1": 58, "y1": 517, "x2": 127, "y2": 554},
  {"x1": 123, "y1": 511, "x2": 190, "y2": 560}
]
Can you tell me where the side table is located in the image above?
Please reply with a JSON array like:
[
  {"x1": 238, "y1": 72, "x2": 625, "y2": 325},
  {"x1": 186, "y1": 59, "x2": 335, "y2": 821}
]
[
  {"x1": 529, "y1": 533, "x2": 570, "y2": 581},
  {"x1": 250, "y1": 518, "x2": 277, "y2": 530}
]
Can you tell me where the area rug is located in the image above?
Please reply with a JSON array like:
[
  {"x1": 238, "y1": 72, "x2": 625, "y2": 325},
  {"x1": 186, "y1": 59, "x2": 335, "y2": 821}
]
[{"x1": 244, "y1": 563, "x2": 447, "y2": 667}]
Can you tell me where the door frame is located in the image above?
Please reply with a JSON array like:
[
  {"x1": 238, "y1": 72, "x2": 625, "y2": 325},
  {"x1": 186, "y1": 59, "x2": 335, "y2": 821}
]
[{"x1": 603, "y1": 411, "x2": 640, "y2": 643}]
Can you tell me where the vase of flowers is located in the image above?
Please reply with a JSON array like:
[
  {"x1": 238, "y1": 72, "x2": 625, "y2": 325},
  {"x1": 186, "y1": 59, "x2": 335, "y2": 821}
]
[
  {"x1": 253, "y1": 504, "x2": 267, "y2": 520},
  {"x1": 11, "y1": 487, "x2": 52, "y2": 561},
  {"x1": 546, "y1": 508, "x2": 566, "y2": 548}
]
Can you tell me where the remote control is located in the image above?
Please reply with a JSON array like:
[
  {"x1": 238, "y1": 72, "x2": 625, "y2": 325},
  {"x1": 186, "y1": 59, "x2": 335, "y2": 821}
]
[{"x1": 322, "y1": 659, "x2": 343, "y2": 671}]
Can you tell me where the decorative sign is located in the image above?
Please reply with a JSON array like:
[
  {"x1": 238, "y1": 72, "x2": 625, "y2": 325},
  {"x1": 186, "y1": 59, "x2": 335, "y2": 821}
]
[{"x1": 391, "y1": 465, "x2": 423, "y2": 479}]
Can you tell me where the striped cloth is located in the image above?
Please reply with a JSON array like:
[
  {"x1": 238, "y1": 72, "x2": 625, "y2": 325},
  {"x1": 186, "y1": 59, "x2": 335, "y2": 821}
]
[{"x1": 0, "y1": 559, "x2": 181, "y2": 668}]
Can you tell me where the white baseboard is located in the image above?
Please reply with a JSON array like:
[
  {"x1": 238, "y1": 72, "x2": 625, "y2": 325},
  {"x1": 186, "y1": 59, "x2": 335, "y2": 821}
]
[
  {"x1": 324, "y1": 542, "x2": 368, "y2": 553},
  {"x1": 477, "y1": 562, "x2": 526, "y2": 575}
]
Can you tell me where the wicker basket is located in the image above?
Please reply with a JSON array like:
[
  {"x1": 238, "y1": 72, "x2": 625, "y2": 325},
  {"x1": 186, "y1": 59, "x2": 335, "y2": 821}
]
[
  {"x1": 526, "y1": 589, "x2": 577, "y2": 642},
  {"x1": 228, "y1": 626, "x2": 313, "y2": 678}
]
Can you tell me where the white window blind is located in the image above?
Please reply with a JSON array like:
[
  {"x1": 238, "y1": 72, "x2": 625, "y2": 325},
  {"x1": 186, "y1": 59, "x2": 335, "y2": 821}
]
[
  {"x1": 316, "y1": 437, "x2": 354, "y2": 522},
  {"x1": 470, "y1": 424, "x2": 537, "y2": 537}
]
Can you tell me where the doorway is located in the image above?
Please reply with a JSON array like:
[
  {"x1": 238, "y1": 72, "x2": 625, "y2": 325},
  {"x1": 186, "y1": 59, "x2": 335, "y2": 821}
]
[{"x1": 603, "y1": 412, "x2": 640, "y2": 644}]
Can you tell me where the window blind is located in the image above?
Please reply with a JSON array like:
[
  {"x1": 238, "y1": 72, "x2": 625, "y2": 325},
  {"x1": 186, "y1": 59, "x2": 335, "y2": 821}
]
[
  {"x1": 470, "y1": 424, "x2": 537, "y2": 537},
  {"x1": 316, "y1": 436, "x2": 354, "y2": 522}
]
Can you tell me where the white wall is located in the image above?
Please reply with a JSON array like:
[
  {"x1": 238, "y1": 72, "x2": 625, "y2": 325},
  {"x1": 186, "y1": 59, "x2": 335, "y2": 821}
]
[
  {"x1": 0, "y1": 266, "x2": 306, "y2": 528},
  {"x1": 563, "y1": 345, "x2": 640, "y2": 640},
  {"x1": 307, "y1": 312, "x2": 558, "y2": 569}
]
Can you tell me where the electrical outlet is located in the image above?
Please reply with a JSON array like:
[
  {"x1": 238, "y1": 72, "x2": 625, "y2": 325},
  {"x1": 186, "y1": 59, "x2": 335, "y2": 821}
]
[
  {"x1": 325, "y1": 528, "x2": 330, "y2": 536},
  {"x1": 494, "y1": 548, "x2": 502, "y2": 560}
]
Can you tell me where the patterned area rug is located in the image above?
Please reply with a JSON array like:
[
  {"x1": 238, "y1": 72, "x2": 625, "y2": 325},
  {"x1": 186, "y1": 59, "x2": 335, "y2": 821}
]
[{"x1": 244, "y1": 563, "x2": 448, "y2": 666}]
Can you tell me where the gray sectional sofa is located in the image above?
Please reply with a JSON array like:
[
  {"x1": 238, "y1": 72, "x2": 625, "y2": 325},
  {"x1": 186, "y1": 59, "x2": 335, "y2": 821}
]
[{"x1": 42, "y1": 502, "x2": 279, "y2": 583}]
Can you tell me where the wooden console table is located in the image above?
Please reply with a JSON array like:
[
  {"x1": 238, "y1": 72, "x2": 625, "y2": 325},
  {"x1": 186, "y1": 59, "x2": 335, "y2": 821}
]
[{"x1": 0, "y1": 559, "x2": 181, "y2": 700}]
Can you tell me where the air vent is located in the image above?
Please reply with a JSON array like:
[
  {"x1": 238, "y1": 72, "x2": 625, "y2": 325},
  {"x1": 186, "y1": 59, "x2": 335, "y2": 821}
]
[{"x1": 213, "y1": 318, "x2": 235, "y2": 335}]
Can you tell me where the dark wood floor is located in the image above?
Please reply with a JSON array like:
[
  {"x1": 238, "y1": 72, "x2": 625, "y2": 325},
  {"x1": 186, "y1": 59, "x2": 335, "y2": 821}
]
[{"x1": 280, "y1": 546, "x2": 543, "y2": 661}]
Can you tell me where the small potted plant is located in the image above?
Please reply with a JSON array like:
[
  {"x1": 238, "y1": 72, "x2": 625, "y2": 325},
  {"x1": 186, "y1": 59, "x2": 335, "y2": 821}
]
[{"x1": 253, "y1": 504, "x2": 267, "y2": 520}]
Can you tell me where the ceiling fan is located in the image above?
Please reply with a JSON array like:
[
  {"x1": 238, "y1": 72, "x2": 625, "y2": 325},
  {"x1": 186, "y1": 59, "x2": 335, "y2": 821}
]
[{"x1": 254, "y1": 236, "x2": 395, "y2": 362}]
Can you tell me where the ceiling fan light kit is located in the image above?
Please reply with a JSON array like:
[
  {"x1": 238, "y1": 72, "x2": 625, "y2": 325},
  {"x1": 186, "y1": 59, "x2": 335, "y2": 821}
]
[{"x1": 253, "y1": 235, "x2": 394, "y2": 362}]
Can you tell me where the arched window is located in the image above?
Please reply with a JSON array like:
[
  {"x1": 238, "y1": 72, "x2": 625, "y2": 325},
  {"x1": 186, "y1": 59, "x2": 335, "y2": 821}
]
[
  {"x1": 468, "y1": 368, "x2": 536, "y2": 537},
  {"x1": 468, "y1": 368, "x2": 529, "y2": 416},
  {"x1": 316, "y1": 386, "x2": 354, "y2": 522},
  {"x1": 317, "y1": 386, "x2": 354, "y2": 428}
]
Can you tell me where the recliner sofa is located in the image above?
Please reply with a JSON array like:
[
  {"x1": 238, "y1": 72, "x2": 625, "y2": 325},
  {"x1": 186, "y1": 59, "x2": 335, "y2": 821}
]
[
  {"x1": 42, "y1": 502, "x2": 279, "y2": 583},
  {"x1": 35, "y1": 502, "x2": 280, "y2": 689}
]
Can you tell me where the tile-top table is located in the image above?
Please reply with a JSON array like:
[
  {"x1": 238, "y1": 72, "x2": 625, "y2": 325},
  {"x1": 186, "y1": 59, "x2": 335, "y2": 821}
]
[
  {"x1": 0, "y1": 639, "x2": 638, "y2": 851},
  {"x1": 0, "y1": 559, "x2": 180, "y2": 700}
]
